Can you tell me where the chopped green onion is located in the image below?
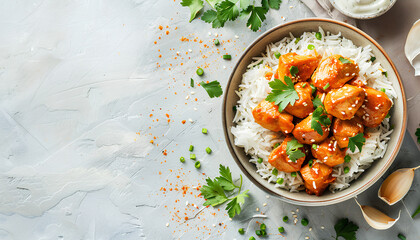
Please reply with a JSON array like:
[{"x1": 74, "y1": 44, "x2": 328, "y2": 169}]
[
  {"x1": 290, "y1": 66, "x2": 299, "y2": 77},
  {"x1": 272, "y1": 168, "x2": 278, "y2": 176},
  {"x1": 180, "y1": 157, "x2": 185, "y2": 163},
  {"x1": 214, "y1": 39, "x2": 220, "y2": 46},
  {"x1": 370, "y1": 56, "x2": 376, "y2": 62},
  {"x1": 238, "y1": 228, "x2": 245, "y2": 234},
  {"x1": 278, "y1": 227, "x2": 285, "y2": 233},
  {"x1": 344, "y1": 166, "x2": 350, "y2": 173},
  {"x1": 190, "y1": 78, "x2": 194, "y2": 87},
  {"x1": 382, "y1": 71, "x2": 388, "y2": 77},
  {"x1": 249, "y1": 237, "x2": 256, "y2": 240},
  {"x1": 386, "y1": 113, "x2": 391, "y2": 118},
  {"x1": 257, "y1": 157, "x2": 263, "y2": 163},
  {"x1": 308, "y1": 160, "x2": 313, "y2": 168},
  {"x1": 274, "y1": 52, "x2": 281, "y2": 59},
  {"x1": 398, "y1": 233, "x2": 406, "y2": 240},
  {"x1": 256, "y1": 230, "x2": 262, "y2": 236},
  {"x1": 307, "y1": 44, "x2": 315, "y2": 50},
  {"x1": 277, "y1": 178, "x2": 284, "y2": 184},
  {"x1": 380, "y1": 88, "x2": 386, "y2": 92},
  {"x1": 190, "y1": 153, "x2": 196, "y2": 160},
  {"x1": 294, "y1": 37, "x2": 300, "y2": 44},
  {"x1": 301, "y1": 218, "x2": 309, "y2": 226},
  {"x1": 274, "y1": 143, "x2": 280, "y2": 148},
  {"x1": 283, "y1": 216, "x2": 289, "y2": 222},
  {"x1": 195, "y1": 161, "x2": 201, "y2": 169},
  {"x1": 206, "y1": 147, "x2": 212, "y2": 154},
  {"x1": 323, "y1": 83, "x2": 330, "y2": 90},
  {"x1": 310, "y1": 84, "x2": 316, "y2": 94},
  {"x1": 312, "y1": 144, "x2": 317, "y2": 150},
  {"x1": 196, "y1": 68, "x2": 204, "y2": 76},
  {"x1": 189, "y1": 145, "x2": 194, "y2": 151},
  {"x1": 302, "y1": 83, "x2": 307, "y2": 87},
  {"x1": 315, "y1": 32, "x2": 322, "y2": 40},
  {"x1": 233, "y1": 105, "x2": 237, "y2": 112},
  {"x1": 202, "y1": 128, "x2": 208, "y2": 134},
  {"x1": 261, "y1": 230, "x2": 267, "y2": 236},
  {"x1": 291, "y1": 172, "x2": 297, "y2": 177},
  {"x1": 260, "y1": 223, "x2": 266, "y2": 230},
  {"x1": 344, "y1": 155, "x2": 351, "y2": 163},
  {"x1": 390, "y1": 124, "x2": 395, "y2": 130},
  {"x1": 223, "y1": 54, "x2": 232, "y2": 60}
]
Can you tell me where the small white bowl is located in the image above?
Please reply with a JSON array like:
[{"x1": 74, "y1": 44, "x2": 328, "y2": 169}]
[{"x1": 330, "y1": 0, "x2": 397, "y2": 19}]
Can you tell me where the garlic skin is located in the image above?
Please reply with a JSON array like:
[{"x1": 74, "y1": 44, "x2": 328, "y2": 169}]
[
  {"x1": 378, "y1": 166, "x2": 420, "y2": 205},
  {"x1": 405, "y1": 19, "x2": 420, "y2": 76},
  {"x1": 355, "y1": 199, "x2": 400, "y2": 230}
]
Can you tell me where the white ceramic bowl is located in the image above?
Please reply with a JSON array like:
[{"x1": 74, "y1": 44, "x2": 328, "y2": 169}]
[
  {"x1": 330, "y1": 0, "x2": 397, "y2": 19},
  {"x1": 222, "y1": 18, "x2": 407, "y2": 206}
]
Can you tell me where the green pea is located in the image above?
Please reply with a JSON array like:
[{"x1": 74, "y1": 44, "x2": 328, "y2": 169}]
[
  {"x1": 260, "y1": 223, "x2": 266, "y2": 230},
  {"x1": 238, "y1": 228, "x2": 245, "y2": 235},
  {"x1": 196, "y1": 68, "x2": 204, "y2": 76},
  {"x1": 272, "y1": 168, "x2": 278, "y2": 176},
  {"x1": 277, "y1": 178, "x2": 284, "y2": 184},
  {"x1": 278, "y1": 226, "x2": 285, "y2": 233},
  {"x1": 283, "y1": 216, "x2": 288, "y2": 222},
  {"x1": 301, "y1": 218, "x2": 309, "y2": 226},
  {"x1": 344, "y1": 166, "x2": 350, "y2": 173},
  {"x1": 257, "y1": 157, "x2": 263, "y2": 163},
  {"x1": 291, "y1": 172, "x2": 297, "y2": 177},
  {"x1": 249, "y1": 237, "x2": 256, "y2": 240},
  {"x1": 214, "y1": 39, "x2": 220, "y2": 46},
  {"x1": 344, "y1": 155, "x2": 351, "y2": 163},
  {"x1": 180, "y1": 157, "x2": 185, "y2": 163},
  {"x1": 205, "y1": 147, "x2": 212, "y2": 154},
  {"x1": 195, "y1": 161, "x2": 201, "y2": 169},
  {"x1": 307, "y1": 44, "x2": 315, "y2": 50},
  {"x1": 315, "y1": 32, "x2": 322, "y2": 40}
]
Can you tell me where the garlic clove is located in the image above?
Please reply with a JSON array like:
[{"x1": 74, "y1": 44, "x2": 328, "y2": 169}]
[
  {"x1": 355, "y1": 199, "x2": 400, "y2": 230},
  {"x1": 405, "y1": 19, "x2": 420, "y2": 76},
  {"x1": 378, "y1": 166, "x2": 420, "y2": 205}
]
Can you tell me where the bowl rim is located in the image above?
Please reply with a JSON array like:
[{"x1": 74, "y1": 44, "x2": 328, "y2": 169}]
[
  {"x1": 222, "y1": 18, "x2": 407, "y2": 205},
  {"x1": 329, "y1": 0, "x2": 397, "y2": 20}
]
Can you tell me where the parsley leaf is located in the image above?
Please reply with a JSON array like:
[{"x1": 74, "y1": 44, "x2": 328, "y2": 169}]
[
  {"x1": 190, "y1": 78, "x2": 194, "y2": 87},
  {"x1": 262, "y1": 0, "x2": 282, "y2": 9},
  {"x1": 200, "y1": 165, "x2": 249, "y2": 218},
  {"x1": 216, "y1": 0, "x2": 239, "y2": 22},
  {"x1": 348, "y1": 133, "x2": 365, "y2": 152},
  {"x1": 181, "y1": 0, "x2": 204, "y2": 22},
  {"x1": 286, "y1": 138, "x2": 305, "y2": 162},
  {"x1": 200, "y1": 80, "x2": 223, "y2": 98},
  {"x1": 312, "y1": 96, "x2": 323, "y2": 109},
  {"x1": 243, "y1": 5, "x2": 268, "y2": 32},
  {"x1": 265, "y1": 76, "x2": 299, "y2": 112},
  {"x1": 206, "y1": 0, "x2": 221, "y2": 8},
  {"x1": 338, "y1": 57, "x2": 352, "y2": 64},
  {"x1": 289, "y1": 66, "x2": 299, "y2": 77},
  {"x1": 412, "y1": 204, "x2": 420, "y2": 218},
  {"x1": 415, "y1": 127, "x2": 420, "y2": 144},
  {"x1": 201, "y1": 10, "x2": 225, "y2": 28},
  {"x1": 240, "y1": 0, "x2": 250, "y2": 9},
  {"x1": 311, "y1": 106, "x2": 331, "y2": 135},
  {"x1": 334, "y1": 218, "x2": 359, "y2": 240}
]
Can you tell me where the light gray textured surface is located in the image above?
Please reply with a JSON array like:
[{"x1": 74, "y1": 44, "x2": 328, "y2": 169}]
[{"x1": 0, "y1": 0, "x2": 418, "y2": 239}]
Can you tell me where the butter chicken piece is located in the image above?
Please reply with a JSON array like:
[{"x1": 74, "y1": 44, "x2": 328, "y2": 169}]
[
  {"x1": 355, "y1": 87, "x2": 392, "y2": 128},
  {"x1": 324, "y1": 84, "x2": 365, "y2": 120},
  {"x1": 300, "y1": 162, "x2": 336, "y2": 196},
  {"x1": 252, "y1": 100, "x2": 294, "y2": 134},
  {"x1": 284, "y1": 82, "x2": 314, "y2": 118},
  {"x1": 277, "y1": 52, "x2": 320, "y2": 82},
  {"x1": 333, "y1": 117, "x2": 364, "y2": 148},
  {"x1": 292, "y1": 114, "x2": 332, "y2": 144},
  {"x1": 268, "y1": 137, "x2": 306, "y2": 173},
  {"x1": 311, "y1": 137, "x2": 346, "y2": 167},
  {"x1": 311, "y1": 55, "x2": 359, "y2": 92}
]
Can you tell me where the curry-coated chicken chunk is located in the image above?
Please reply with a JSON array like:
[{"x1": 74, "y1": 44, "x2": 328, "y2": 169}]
[
  {"x1": 284, "y1": 82, "x2": 314, "y2": 118},
  {"x1": 292, "y1": 113, "x2": 332, "y2": 144},
  {"x1": 268, "y1": 137, "x2": 306, "y2": 173},
  {"x1": 276, "y1": 52, "x2": 320, "y2": 82},
  {"x1": 324, "y1": 84, "x2": 365, "y2": 120},
  {"x1": 333, "y1": 117, "x2": 364, "y2": 149},
  {"x1": 311, "y1": 55, "x2": 359, "y2": 92},
  {"x1": 252, "y1": 100, "x2": 294, "y2": 134},
  {"x1": 355, "y1": 87, "x2": 392, "y2": 128},
  {"x1": 300, "y1": 162, "x2": 336, "y2": 196},
  {"x1": 311, "y1": 137, "x2": 346, "y2": 167}
]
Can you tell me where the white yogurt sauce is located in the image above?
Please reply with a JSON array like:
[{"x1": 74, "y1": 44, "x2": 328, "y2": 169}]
[{"x1": 335, "y1": 0, "x2": 392, "y2": 15}]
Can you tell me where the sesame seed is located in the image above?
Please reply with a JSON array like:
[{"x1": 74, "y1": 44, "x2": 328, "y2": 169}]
[
  {"x1": 208, "y1": 32, "x2": 211, "y2": 36},
  {"x1": 321, "y1": 226, "x2": 325, "y2": 229},
  {"x1": 296, "y1": 208, "x2": 299, "y2": 212},
  {"x1": 188, "y1": 49, "x2": 192, "y2": 52},
  {"x1": 291, "y1": 211, "x2": 295, "y2": 214},
  {"x1": 345, "y1": 73, "x2": 349, "y2": 76},
  {"x1": 188, "y1": 118, "x2": 193, "y2": 122},
  {"x1": 229, "y1": 218, "x2": 232, "y2": 221},
  {"x1": 375, "y1": 107, "x2": 379, "y2": 110},
  {"x1": 294, "y1": 218, "x2": 298, "y2": 224},
  {"x1": 341, "y1": 111, "x2": 345, "y2": 115},
  {"x1": 213, "y1": 224, "x2": 216, "y2": 227},
  {"x1": 186, "y1": 201, "x2": 189, "y2": 206},
  {"x1": 223, "y1": 65, "x2": 226, "y2": 69},
  {"x1": 289, "y1": 5, "x2": 294, "y2": 8},
  {"x1": 193, "y1": 107, "x2": 197, "y2": 111},
  {"x1": 166, "y1": 223, "x2": 169, "y2": 227},
  {"x1": 351, "y1": 104, "x2": 356, "y2": 107},
  {"x1": 185, "y1": 95, "x2": 189, "y2": 100},
  {"x1": 263, "y1": 203, "x2": 267, "y2": 207},
  {"x1": 352, "y1": 73, "x2": 355, "y2": 75},
  {"x1": 344, "y1": 93, "x2": 348, "y2": 96},
  {"x1": 256, "y1": 208, "x2": 259, "y2": 212},
  {"x1": 377, "y1": 94, "x2": 382, "y2": 97},
  {"x1": 355, "y1": 100, "x2": 359, "y2": 104},
  {"x1": 214, "y1": 33, "x2": 218, "y2": 37},
  {"x1": 303, "y1": 102, "x2": 308, "y2": 106},
  {"x1": 311, "y1": 139, "x2": 316, "y2": 142},
  {"x1": 309, "y1": 227, "x2": 312, "y2": 231},
  {"x1": 348, "y1": 107, "x2": 352, "y2": 110},
  {"x1": 266, "y1": 195, "x2": 270, "y2": 199},
  {"x1": 293, "y1": 214, "x2": 298, "y2": 218},
  {"x1": 235, "y1": 35, "x2": 239, "y2": 39},
  {"x1": 305, "y1": 237, "x2": 310, "y2": 239}
]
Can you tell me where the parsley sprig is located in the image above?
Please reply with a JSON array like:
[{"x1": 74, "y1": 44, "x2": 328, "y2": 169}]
[
  {"x1": 200, "y1": 165, "x2": 249, "y2": 218},
  {"x1": 310, "y1": 104, "x2": 331, "y2": 136},
  {"x1": 334, "y1": 218, "x2": 359, "y2": 240},
  {"x1": 286, "y1": 138, "x2": 305, "y2": 162},
  {"x1": 182, "y1": 0, "x2": 282, "y2": 31},
  {"x1": 200, "y1": 80, "x2": 223, "y2": 98},
  {"x1": 265, "y1": 76, "x2": 299, "y2": 112},
  {"x1": 348, "y1": 133, "x2": 365, "y2": 152}
]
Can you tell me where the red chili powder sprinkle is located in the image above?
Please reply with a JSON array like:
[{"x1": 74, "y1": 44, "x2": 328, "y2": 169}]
[
  {"x1": 158, "y1": 25, "x2": 163, "y2": 30},
  {"x1": 182, "y1": 120, "x2": 186, "y2": 124}
]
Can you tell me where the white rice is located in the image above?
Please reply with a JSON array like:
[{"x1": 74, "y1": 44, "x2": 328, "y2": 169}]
[{"x1": 231, "y1": 27, "x2": 395, "y2": 193}]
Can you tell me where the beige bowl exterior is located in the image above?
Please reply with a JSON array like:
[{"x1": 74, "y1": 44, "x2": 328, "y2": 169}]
[{"x1": 222, "y1": 18, "x2": 407, "y2": 206}]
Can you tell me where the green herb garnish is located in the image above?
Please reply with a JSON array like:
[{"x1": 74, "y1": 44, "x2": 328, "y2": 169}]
[
  {"x1": 223, "y1": 54, "x2": 232, "y2": 60},
  {"x1": 415, "y1": 127, "x2": 420, "y2": 144},
  {"x1": 278, "y1": 227, "x2": 285, "y2": 233},
  {"x1": 276, "y1": 178, "x2": 284, "y2": 184},
  {"x1": 202, "y1": 128, "x2": 208, "y2": 134},
  {"x1": 214, "y1": 39, "x2": 220, "y2": 46},
  {"x1": 348, "y1": 133, "x2": 365, "y2": 153},
  {"x1": 286, "y1": 138, "x2": 305, "y2": 162},
  {"x1": 339, "y1": 57, "x2": 352, "y2": 64},
  {"x1": 266, "y1": 76, "x2": 299, "y2": 112},
  {"x1": 311, "y1": 106, "x2": 331, "y2": 136},
  {"x1": 180, "y1": 0, "x2": 204, "y2": 22},
  {"x1": 283, "y1": 216, "x2": 288, "y2": 222},
  {"x1": 200, "y1": 80, "x2": 223, "y2": 98},
  {"x1": 189, "y1": 145, "x2": 194, "y2": 151},
  {"x1": 398, "y1": 233, "x2": 406, "y2": 240},
  {"x1": 344, "y1": 155, "x2": 351, "y2": 163},
  {"x1": 370, "y1": 56, "x2": 376, "y2": 62},
  {"x1": 238, "y1": 228, "x2": 245, "y2": 234},
  {"x1": 195, "y1": 161, "x2": 201, "y2": 168},
  {"x1": 257, "y1": 157, "x2": 263, "y2": 163},
  {"x1": 291, "y1": 172, "x2": 297, "y2": 177},
  {"x1": 206, "y1": 147, "x2": 212, "y2": 154},
  {"x1": 323, "y1": 83, "x2": 330, "y2": 90},
  {"x1": 196, "y1": 68, "x2": 204, "y2": 76},
  {"x1": 334, "y1": 218, "x2": 359, "y2": 240},
  {"x1": 301, "y1": 218, "x2": 309, "y2": 226},
  {"x1": 190, "y1": 153, "x2": 196, "y2": 160},
  {"x1": 308, "y1": 44, "x2": 315, "y2": 50},
  {"x1": 382, "y1": 71, "x2": 388, "y2": 77},
  {"x1": 274, "y1": 52, "x2": 281, "y2": 59},
  {"x1": 312, "y1": 144, "x2": 317, "y2": 150},
  {"x1": 272, "y1": 168, "x2": 278, "y2": 176},
  {"x1": 200, "y1": 165, "x2": 249, "y2": 218},
  {"x1": 289, "y1": 66, "x2": 299, "y2": 77},
  {"x1": 315, "y1": 32, "x2": 322, "y2": 40},
  {"x1": 308, "y1": 159, "x2": 313, "y2": 168},
  {"x1": 294, "y1": 37, "x2": 300, "y2": 44},
  {"x1": 412, "y1": 204, "x2": 420, "y2": 218},
  {"x1": 190, "y1": 78, "x2": 194, "y2": 87},
  {"x1": 344, "y1": 166, "x2": 350, "y2": 173},
  {"x1": 180, "y1": 157, "x2": 185, "y2": 163}
]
